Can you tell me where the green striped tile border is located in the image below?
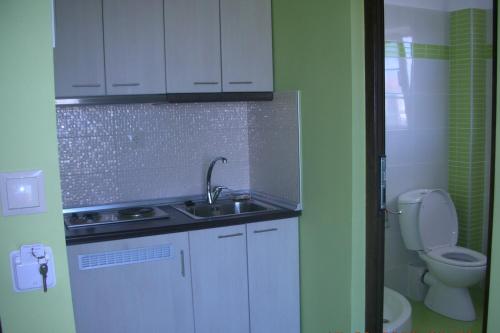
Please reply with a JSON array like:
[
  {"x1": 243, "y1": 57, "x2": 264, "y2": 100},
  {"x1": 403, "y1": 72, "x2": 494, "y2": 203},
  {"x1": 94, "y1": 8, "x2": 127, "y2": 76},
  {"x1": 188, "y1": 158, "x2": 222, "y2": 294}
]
[
  {"x1": 385, "y1": 41, "x2": 449, "y2": 59},
  {"x1": 386, "y1": 41, "x2": 492, "y2": 60}
]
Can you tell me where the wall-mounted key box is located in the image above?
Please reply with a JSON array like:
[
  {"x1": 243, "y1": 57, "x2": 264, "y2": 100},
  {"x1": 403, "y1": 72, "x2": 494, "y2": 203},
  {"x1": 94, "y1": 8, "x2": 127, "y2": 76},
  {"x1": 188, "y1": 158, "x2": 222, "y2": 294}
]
[{"x1": 10, "y1": 244, "x2": 56, "y2": 292}]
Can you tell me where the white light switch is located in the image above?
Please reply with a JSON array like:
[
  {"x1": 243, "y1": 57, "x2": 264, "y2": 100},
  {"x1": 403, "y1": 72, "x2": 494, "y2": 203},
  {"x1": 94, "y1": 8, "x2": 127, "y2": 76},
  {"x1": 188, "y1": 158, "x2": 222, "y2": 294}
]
[{"x1": 0, "y1": 170, "x2": 46, "y2": 216}]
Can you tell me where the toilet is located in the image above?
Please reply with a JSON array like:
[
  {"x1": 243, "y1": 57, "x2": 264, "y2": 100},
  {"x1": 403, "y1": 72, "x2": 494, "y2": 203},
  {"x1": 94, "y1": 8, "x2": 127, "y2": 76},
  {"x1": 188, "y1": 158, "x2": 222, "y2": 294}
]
[{"x1": 397, "y1": 189, "x2": 487, "y2": 321}]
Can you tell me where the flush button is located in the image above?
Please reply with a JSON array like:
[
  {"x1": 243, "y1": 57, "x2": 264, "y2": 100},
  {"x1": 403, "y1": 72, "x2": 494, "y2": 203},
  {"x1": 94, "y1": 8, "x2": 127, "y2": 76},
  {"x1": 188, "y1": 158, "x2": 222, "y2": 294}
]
[{"x1": 0, "y1": 170, "x2": 46, "y2": 216}]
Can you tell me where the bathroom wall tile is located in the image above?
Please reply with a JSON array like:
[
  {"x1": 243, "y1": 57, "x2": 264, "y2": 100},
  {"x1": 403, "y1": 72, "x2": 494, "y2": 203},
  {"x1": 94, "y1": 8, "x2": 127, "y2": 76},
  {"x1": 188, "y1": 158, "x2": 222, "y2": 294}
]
[
  {"x1": 385, "y1": 57, "x2": 410, "y2": 95},
  {"x1": 386, "y1": 130, "x2": 414, "y2": 167},
  {"x1": 413, "y1": 162, "x2": 449, "y2": 190},
  {"x1": 413, "y1": 129, "x2": 448, "y2": 165},
  {"x1": 385, "y1": 94, "x2": 410, "y2": 131},
  {"x1": 386, "y1": 165, "x2": 415, "y2": 206},
  {"x1": 410, "y1": 59, "x2": 449, "y2": 94},
  {"x1": 410, "y1": 93, "x2": 449, "y2": 130},
  {"x1": 385, "y1": 5, "x2": 449, "y2": 45}
]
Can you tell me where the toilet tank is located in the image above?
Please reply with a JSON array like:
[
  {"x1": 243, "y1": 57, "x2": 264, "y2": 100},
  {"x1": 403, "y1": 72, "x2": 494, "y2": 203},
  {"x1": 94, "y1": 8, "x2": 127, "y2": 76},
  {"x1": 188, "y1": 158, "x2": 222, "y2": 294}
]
[{"x1": 397, "y1": 189, "x2": 432, "y2": 251}]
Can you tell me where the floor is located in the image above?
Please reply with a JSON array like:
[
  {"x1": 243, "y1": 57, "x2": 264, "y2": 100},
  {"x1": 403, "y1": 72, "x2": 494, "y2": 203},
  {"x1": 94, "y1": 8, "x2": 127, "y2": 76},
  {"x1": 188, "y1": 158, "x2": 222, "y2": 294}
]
[{"x1": 410, "y1": 288, "x2": 484, "y2": 333}]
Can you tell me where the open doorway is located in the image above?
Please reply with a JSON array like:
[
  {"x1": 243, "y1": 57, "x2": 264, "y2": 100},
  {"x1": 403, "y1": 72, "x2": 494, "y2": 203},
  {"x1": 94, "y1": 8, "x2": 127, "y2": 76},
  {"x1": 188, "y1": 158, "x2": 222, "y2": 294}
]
[{"x1": 365, "y1": 0, "x2": 498, "y2": 332}]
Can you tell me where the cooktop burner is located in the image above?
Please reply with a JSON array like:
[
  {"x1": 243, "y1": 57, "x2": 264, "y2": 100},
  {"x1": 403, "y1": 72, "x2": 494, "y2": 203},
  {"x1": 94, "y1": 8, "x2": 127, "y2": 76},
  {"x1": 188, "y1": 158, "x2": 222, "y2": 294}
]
[
  {"x1": 64, "y1": 205, "x2": 169, "y2": 229},
  {"x1": 118, "y1": 207, "x2": 155, "y2": 219}
]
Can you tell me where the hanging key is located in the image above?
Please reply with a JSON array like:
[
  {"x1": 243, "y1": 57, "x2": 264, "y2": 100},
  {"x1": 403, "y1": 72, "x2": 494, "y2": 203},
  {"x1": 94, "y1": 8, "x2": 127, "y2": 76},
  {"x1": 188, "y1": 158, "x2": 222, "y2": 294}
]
[{"x1": 39, "y1": 263, "x2": 48, "y2": 293}]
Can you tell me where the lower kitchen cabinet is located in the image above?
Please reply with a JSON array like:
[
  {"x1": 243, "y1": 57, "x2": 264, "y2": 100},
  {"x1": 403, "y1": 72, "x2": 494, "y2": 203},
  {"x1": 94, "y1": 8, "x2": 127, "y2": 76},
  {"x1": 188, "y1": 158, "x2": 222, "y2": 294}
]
[
  {"x1": 189, "y1": 225, "x2": 250, "y2": 333},
  {"x1": 67, "y1": 232, "x2": 194, "y2": 333},
  {"x1": 247, "y1": 218, "x2": 300, "y2": 333},
  {"x1": 67, "y1": 218, "x2": 299, "y2": 333}
]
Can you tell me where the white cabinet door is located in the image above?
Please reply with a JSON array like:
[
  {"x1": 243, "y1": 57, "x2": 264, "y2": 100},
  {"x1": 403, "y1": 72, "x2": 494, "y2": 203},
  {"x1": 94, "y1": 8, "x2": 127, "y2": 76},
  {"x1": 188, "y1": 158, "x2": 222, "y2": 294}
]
[
  {"x1": 220, "y1": 0, "x2": 273, "y2": 92},
  {"x1": 103, "y1": 0, "x2": 166, "y2": 95},
  {"x1": 67, "y1": 232, "x2": 194, "y2": 333},
  {"x1": 247, "y1": 218, "x2": 300, "y2": 333},
  {"x1": 164, "y1": 0, "x2": 221, "y2": 93},
  {"x1": 189, "y1": 225, "x2": 250, "y2": 333},
  {"x1": 54, "y1": 0, "x2": 106, "y2": 97}
]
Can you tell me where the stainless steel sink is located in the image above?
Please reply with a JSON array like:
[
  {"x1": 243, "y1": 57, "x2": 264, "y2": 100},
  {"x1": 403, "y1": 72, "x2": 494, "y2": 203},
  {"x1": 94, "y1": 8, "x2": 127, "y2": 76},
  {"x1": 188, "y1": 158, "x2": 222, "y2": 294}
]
[{"x1": 172, "y1": 199, "x2": 277, "y2": 219}]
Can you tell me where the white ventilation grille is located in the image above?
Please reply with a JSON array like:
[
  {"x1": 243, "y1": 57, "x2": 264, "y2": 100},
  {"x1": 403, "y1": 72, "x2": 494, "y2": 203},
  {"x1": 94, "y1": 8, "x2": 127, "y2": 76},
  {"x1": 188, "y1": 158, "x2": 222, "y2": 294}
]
[{"x1": 78, "y1": 244, "x2": 172, "y2": 270}]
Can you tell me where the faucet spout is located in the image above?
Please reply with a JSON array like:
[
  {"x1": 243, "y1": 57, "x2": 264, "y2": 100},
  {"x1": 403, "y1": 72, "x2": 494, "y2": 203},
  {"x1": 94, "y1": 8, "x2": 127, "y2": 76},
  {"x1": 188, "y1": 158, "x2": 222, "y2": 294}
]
[{"x1": 206, "y1": 157, "x2": 228, "y2": 205}]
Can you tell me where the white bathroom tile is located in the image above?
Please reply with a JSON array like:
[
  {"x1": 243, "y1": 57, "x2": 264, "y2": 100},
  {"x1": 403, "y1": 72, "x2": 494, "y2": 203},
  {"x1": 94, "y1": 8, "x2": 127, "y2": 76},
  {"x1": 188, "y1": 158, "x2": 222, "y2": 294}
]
[
  {"x1": 386, "y1": 95, "x2": 411, "y2": 131},
  {"x1": 415, "y1": 9, "x2": 449, "y2": 45},
  {"x1": 385, "y1": 5, "x2": 449, "y2": 45},
  {"x1": 385, "y1": 266, "x2": 409, "y2": 297},
  {"x1": 385, "y1": 58, "x2": 411, "y2": 95},
  {"x1": 386, "y1": 165, "x2": 416, "y2": 204},
  {"x1": 386, "y1": 130, "x2": 414, "y2": 167},
  {"x1": 413, "y1": 129, "x2": 448, "y2": 165},
  {"x1": 411, "y1": 93, "x2": 449, "y2": 130},
  {"x1": 410, "y1": 59, "x2": 449, "y2": 95},
  {"x1": 410, "y1": 162, "x2": 448, "y2": 191}
]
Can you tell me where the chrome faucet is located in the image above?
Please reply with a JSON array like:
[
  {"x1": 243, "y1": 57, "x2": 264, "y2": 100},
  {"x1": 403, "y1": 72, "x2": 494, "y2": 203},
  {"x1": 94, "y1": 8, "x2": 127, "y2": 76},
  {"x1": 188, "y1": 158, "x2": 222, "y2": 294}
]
[{"x1": 206, "y1": 156, "x2": 228, "y2": 205}]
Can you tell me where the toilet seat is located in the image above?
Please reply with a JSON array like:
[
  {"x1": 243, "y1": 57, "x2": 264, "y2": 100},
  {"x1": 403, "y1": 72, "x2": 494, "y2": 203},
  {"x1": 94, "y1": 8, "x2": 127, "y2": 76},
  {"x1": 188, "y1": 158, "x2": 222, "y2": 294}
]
[
  {"x1": 418, "y1": 190, "x2": 458, "y2": 251},
  {"x1": 425, "y1": 246, "x2": 487, "y2": 267}
]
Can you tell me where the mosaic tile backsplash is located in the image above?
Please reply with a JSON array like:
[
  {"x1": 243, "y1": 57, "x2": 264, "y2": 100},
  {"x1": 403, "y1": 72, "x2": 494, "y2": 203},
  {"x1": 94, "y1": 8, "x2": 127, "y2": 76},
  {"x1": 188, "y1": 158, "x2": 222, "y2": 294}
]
[{"x1": 56, "y1": 92, "x2": 300, "y2": 208}]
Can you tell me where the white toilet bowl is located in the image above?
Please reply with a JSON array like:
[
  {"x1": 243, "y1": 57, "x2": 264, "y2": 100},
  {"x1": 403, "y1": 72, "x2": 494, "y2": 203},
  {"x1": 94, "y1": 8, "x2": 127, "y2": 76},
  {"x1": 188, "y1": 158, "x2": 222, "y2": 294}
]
[
  {"x1": 420, "y1": 246, "x2": 486, "y2": 288},
  {"x1": 398, "y1": 189, "x2": 487, "y2": 321},
  {"x1": 419, "y1": 248, "x2": 486, "y2": 321}
]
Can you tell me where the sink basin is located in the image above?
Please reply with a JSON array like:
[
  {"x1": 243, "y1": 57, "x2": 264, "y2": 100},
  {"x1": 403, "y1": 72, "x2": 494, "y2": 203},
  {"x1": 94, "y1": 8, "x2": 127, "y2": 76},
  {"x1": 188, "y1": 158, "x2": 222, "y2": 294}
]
[{"x1": 172, "y1": 199, "x2": 276, "y2": 219}]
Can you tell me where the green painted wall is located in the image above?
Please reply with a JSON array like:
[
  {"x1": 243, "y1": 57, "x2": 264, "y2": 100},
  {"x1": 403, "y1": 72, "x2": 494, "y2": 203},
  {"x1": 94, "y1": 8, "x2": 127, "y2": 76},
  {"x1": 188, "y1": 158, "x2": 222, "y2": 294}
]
[
  {"x1": 0, "y1": 1, "x2": 76, "y2": 332},
  {"x1": 349, "y1": 0, "x2": 366, "y2": 331},
  {"x1": 487, "y1": 6, "x2": 500, "y2": 332},
  {"x1": 273, "y1": 0, "x2": 365, "y2": 331},
  {"x1": 0, "y1": 1, "x2": 367, "y2": 332}
]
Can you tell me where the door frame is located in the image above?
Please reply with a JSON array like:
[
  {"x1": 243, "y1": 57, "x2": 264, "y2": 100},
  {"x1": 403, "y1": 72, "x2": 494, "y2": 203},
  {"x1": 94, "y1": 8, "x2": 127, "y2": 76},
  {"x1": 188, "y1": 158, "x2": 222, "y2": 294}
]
[
  {"x1": 364, "y1": 1, "x2": 498, "y2": 332},
  {"x1": 364, "y1": 0, "x2": 386, "y2": 332}
]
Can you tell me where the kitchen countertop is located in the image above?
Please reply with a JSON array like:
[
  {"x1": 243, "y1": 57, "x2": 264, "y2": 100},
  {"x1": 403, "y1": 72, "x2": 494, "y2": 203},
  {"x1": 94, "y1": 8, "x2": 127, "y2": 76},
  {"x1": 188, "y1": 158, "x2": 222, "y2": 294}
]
[{"x1": 65, "y1": 204, "x2": 301, "y2": 245}]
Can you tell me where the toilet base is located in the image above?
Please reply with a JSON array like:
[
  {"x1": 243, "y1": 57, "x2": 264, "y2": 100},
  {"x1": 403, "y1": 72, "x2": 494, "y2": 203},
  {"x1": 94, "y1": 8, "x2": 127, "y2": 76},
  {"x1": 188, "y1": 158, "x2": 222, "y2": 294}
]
[{"x1": 424, "y1": 275, "x2": 476, "y2": 321}]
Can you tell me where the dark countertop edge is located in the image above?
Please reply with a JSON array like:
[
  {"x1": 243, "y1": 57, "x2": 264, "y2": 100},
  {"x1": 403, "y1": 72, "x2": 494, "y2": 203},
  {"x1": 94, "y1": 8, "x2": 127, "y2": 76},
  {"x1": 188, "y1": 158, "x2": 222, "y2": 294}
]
[{"x1": 66, "y1": 209, "x2": 301, "y2": 246}]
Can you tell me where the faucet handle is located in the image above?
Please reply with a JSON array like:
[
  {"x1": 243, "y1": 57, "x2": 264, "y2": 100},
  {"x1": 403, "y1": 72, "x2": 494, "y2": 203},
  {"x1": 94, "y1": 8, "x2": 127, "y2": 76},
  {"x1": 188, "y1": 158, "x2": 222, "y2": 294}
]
[{"x1": 212, "y1": 186, "x2": 228, "y2": 202}]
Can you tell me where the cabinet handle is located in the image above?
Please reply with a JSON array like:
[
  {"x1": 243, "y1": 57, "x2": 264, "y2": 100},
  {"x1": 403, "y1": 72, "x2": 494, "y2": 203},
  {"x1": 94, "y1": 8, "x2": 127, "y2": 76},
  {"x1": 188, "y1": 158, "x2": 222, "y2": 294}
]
[
  {"x1": 194, "y1": 81, "x2": 219, "y2": 85},
  {"x1": 72, "y1": 84, "x2": 101, "y2": 88},
  {"x1": 112, "y1": 83, "x2": 140, "y2": 87},
  {"x1": 218, "y1": 232, "x2": 243, "y2": 239},
  {"x1": 228, "y1": 81, "x2": 253, "y2": 85},
  {"x1": 180, "y1": 250, "x2": 185, "y2": 277},
  {"x1": 253, "y1": 228, "x2": 278, "y2": 234}
]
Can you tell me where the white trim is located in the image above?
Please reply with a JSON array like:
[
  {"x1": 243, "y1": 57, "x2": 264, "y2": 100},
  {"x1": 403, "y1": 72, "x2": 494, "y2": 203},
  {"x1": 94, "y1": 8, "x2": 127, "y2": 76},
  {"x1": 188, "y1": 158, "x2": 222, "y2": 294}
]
[{"x1": 384, "y1": 0, "x2": 492, "y2": 11}]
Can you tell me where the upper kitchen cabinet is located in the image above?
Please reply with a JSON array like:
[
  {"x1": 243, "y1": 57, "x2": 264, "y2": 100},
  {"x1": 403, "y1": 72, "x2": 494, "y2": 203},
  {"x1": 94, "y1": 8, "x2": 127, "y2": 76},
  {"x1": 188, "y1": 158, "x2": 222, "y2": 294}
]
[
  {"x1": 54, "y1": 0, "x2": 106, "y2": 97},
  {"x1": 220, "y1": 0, "x2": 273, "y2": 92},
  {"x1": 164, "y1": 0, "x2": 221, "y2": 93},
  {"x1": 164, "y1": 0, "x2": 273, "y2": 95},
  {"x1": 103, "y1": 0, "x2": 166, "y2": 95}
]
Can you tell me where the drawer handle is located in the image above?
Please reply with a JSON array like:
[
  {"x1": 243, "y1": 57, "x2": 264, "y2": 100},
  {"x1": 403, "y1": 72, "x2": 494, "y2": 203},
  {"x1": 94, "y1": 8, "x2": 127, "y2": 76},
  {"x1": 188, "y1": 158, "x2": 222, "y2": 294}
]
[
  {"x1": 253, "y1": 228, "x2": 278, "y2": 234},
  {"x1": 194, "y1": 81, "x2": 219, "y2": 85},
  {"x1": 112, "y1": 83, "x2": 140, "y2": 87},
  {"x1": 180, "y1": 250, "x2": 186, "y2": 277},
  {"x1": 229, "y1": 81, "x2": 253, "y2": 85},
  {"x1": 72, "y1": 84, "x2": 101, "y2": 88},
  {"x1": 218, "y1": 232, "x2": 243, "y2": 239}
]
